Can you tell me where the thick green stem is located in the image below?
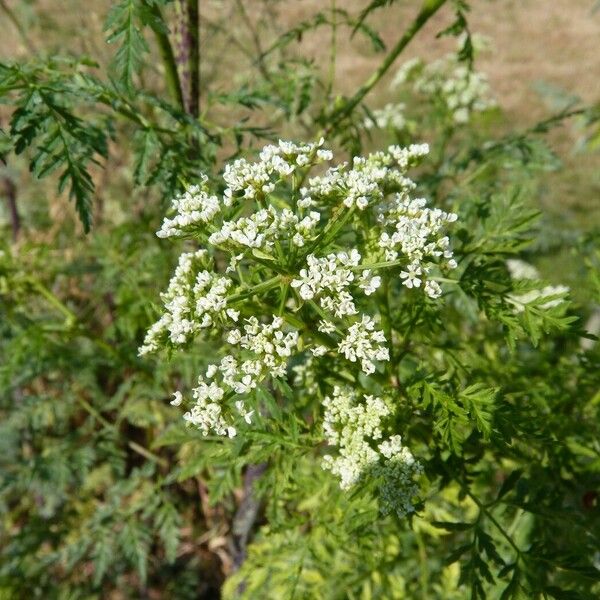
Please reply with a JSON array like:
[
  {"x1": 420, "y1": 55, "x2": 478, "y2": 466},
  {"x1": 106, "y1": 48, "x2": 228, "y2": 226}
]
[
  {"x1": 147, "y1": 3, "x2": 185, "y2": 111},
  {"x1": 174, "y1": 0, "x2": 200, "y2": 116},
  {"x1": 325, "y1": 0, "x2": 448, "y2": 135},
  {"x1": 227, "y1": 275, "x2": 283, "y2": 304}
]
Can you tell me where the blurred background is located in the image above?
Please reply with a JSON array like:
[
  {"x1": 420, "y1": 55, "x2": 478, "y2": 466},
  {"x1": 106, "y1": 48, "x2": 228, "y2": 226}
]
[{"x1": 0, "y1": 1, "x2": 598, "y2": 597}]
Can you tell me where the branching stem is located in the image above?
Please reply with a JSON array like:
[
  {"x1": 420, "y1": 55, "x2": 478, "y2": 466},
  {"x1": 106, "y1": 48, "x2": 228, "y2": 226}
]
[
  {"x1": 147, "y1": 2, "x2": 185, "y2": 111},
  {"x1": 324, "y1": 0, "x2": 448, "y2": 135}
]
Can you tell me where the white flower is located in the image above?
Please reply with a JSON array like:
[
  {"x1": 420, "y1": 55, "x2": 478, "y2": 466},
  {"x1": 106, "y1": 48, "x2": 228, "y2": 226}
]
[
  {"x1": 400, "y1": 261, "x2": 422, "y2": 289},
  {"x1": 223, "y1": 138, "x2": 331, "y2": 204},
  {"x1": 142, "y1": 138, "x2": 459, "y2": 467},
  {"x1": 170, "y1": 391, "x2": 183, "y2": 406},
  {"x1": 303, "y1": 144, "x2": 428, "y2": 211},
  {"x1": 226, "y1": 308, "x2": 240, "y2": 322},
  {"x1": 209, "y1": 206, "x2": 319, "y2": 252},
  {"x1": 391, "y1": 57, "x2": 422, "y2": 88},
  {"x1": 424, "y1": 280, "x2": 442, "y2": 299},
  {"x1": 509, "y1": 285, "x2": 569, "y2": 313},
  {"x1": 363, "y1": 102, "x2": 407, "y2": 131},
  {"x1": 226, "y1": 254, "x2": 244, "y2": 274},
  {"x1": 235, "y1": 400, "x2": 255, "y2": 424},
  {"x1": 138, "y1": 250, "x2": 234, "y2": 354},
  {"x1": 505, "y1": 259, "x2": 569, "y2": 312},
  {"x1": 311, "y1": 345, "x2": 328, "y2": 357},
  {"x1": 318, "y1": 320, "x2": 336, "y2": 334},
  {"x1": 359, "y1": 271, "x2": 382, "y2": 296},
  {"x1": 506, "y1": 259, "x2": 540, "y2": 280},
  {"x1": 321, "y1": 387, "x2": 389, "y2": 488},
  {"x1": 377, "y1": 194, "x2": 457, "y2": 296},
  {"x1": 181, "y1": 317, "x2": 298, "y2": 437},
  {"x1": 226, "y1": 329, "x2": 242, "y2": 345}
]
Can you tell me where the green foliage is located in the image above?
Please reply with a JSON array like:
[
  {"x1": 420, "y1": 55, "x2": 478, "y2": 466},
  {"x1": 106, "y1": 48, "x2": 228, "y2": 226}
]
[
  {"x1": 0, "y1": 60, "x2": 109, "y2": 231},
  {"x1": 0, "y1": 225, "x2": 199, "y2": 595},
  {"x1": 0, "y1": 0, "x2": 599, "y2": 598},
  {"x1": 105, "y1": 0, "x2": 161, "y2": 92},
  {"x1": 0, "y1": 55, "x2": 220, "y2": 231}
]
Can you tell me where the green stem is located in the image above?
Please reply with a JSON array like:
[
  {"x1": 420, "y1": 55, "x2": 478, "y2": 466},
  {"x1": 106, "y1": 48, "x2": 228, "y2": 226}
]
[
  {"x1": 352, "y1": 258, "x2": 405, "y2": 271},
  {"x1": 281, "y1": 310, "x2": 305, "y2": 330},
  {"x1": 227, "y1": 275, "x2": 283, "y2": 304},
  {"x1": 278, "y1": 283, "x2": 290, "y2": 316},
  {"x1": 28, "y1": 278, "x2": 77, "y2": 325},
  {"x1": 324, "y1": 0, "x2": 448, "y2": 135},
  {"x1": 147, "y1": 2, "x2": 185, "y2": 111},
  {"x1": 302, "y1": 205, "x2": 356, "y2": 261},
  {"x1": 468, "y1": 491, "x2": 522, "y2": 557},
  {"x1": 76, "y1": 397, "x2": 168, "y2": 467},
  {"x1": 187, "y1": 0, "x2": 200, "y2": 117},
  {"x1": 128, "y1": 440, "x2": 168, "y2": 467},
  {"x1": 434, "y1": 125, "x2": 455, "y2": 173},
  {"x1": 307, "y1": 300, "x2": 343, "y2": 335},
  {"x1": 430, "y1": 276, "x2": 459, "y2": 284},
  {"x1": 382, "y1": 278, "x2": 395, "y2": 365}
]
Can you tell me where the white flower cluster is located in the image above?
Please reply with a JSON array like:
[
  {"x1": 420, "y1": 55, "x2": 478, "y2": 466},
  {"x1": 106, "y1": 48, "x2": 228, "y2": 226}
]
[
  {"x1": 156, "y1": 138, "x2": 332, "y2": 249},
  {"x1": 322, "y1": 387, "x2": 388, "y2": 489},
  {"x1": 322, "y1": 386, "x2": 421, "y2": 516},
  {"x1": 378, "y1": 196, "x2": 458, "y2": 298},
  {"x1": 364, "y1": 102, "x2": 407, "y2": 131},
  {"x1": 139, "y1": 250, "x2": 236, "y2": 355},
  {"x1": 290, "y1": 251, "x2": 389, "y2": 374},
  {"x1": 302, "y1": 143, "x2": 429, "y2": 211},
  {"x1": 157, "y1": 176, "x2": 222, "y2": 238},
  {"x1": 209, "y1": 206, "x2": 320, "y2": 251},
  {"x1": 182, "y1": 315, "x2": 298, "y2": 437},
  {"x1": 337, "y1": 315, "x2": 389, "y2": 375},
  {"x1": 223, "y1": 138, "x2": 332, "y2": 202},
  {"x1": 141, "y1": 137, "x2": 457, "y2": 494},
  {"x1": 506, "y1": 259, "x2": 569, "y2": 312},
  {"x1": 226, "y1": 316, "x2": 299, "y2": 378},
  {"x1": 392, "y1": 49, "x2": 496, "y2": 124},
  {"x1": 373, "y1": 435, "x2": 423, "y2": 517},
  {"x1": 291, "y1": 250, "x2": 380, "y2": 317}
]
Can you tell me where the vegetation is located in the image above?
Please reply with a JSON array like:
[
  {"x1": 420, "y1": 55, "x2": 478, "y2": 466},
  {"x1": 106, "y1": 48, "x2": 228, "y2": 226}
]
[{"x1": 1, "y1": 1, "x2": 599, "y2": 598}]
